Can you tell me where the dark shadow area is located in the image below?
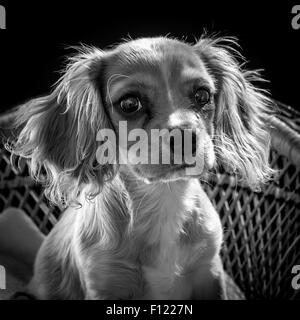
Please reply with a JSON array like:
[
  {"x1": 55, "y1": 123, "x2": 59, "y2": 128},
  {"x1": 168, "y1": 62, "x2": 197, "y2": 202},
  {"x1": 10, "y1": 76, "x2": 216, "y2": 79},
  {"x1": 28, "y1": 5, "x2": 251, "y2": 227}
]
[{"x1": 0, "y1": 1, "x2": 299, "y2": 112}]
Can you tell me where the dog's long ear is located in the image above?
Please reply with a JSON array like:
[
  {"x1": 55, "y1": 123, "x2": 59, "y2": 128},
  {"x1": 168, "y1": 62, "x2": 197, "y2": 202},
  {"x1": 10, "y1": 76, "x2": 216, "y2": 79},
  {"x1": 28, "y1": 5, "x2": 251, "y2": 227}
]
[
  {"x1": 8, "y1": 47, "x2": 115, "y2": 206},
  {"x1": 194, "y1": 37, "x2": 274, "y2": 189}
]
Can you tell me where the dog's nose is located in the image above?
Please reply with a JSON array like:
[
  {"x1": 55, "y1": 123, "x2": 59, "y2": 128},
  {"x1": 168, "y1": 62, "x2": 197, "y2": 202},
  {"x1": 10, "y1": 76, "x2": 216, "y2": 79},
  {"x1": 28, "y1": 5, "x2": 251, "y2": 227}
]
[
  {"x1": 191, "y1": 131, "x2": 197, "y2": 156},
  {"x1": 169, "y1": 129, "x2": 197, "y2": 157}
]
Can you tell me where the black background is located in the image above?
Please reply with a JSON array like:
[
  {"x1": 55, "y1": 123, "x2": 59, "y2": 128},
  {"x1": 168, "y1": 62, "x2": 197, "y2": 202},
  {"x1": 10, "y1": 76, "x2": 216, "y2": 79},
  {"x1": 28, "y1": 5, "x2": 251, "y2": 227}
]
[{"x1": 0, "y1": 1, "x2": 299, "y2": 112}]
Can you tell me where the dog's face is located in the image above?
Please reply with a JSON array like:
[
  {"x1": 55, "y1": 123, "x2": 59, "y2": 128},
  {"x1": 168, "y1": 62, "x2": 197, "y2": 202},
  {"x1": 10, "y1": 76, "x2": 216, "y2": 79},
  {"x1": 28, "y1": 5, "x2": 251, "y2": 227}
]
[
  {"x1": 11, "y1": 36, "x2": 274, "y2": 205},
  {"x1": 101, "y1": 38, "x2": 216, "y2": 182}
]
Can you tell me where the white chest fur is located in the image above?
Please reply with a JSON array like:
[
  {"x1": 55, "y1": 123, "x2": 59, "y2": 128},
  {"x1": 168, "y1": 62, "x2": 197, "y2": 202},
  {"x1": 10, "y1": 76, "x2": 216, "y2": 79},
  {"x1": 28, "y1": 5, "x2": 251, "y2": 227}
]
[{"x1": 129, "y1": 179, "x2": 223, "y2": 299}]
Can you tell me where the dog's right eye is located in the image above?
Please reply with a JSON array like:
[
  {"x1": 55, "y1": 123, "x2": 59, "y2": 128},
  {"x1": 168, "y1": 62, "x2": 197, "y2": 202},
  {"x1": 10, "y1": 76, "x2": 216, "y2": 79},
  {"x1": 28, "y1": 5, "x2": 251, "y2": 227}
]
[
  {"x1": 119, "y1": 96, "x2": 142, "y2": 114},
  {"x1": 194, "y1": 88, "x2": 211, "y2": 107}
]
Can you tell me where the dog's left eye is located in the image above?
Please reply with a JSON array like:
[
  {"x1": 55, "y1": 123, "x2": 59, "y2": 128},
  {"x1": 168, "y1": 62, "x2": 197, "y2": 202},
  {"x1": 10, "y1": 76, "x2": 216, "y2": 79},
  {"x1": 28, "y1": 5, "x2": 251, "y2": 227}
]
[
  {"x1": 194, "y1": 88, "x2": 211, "y2": 107},
  {"x1": 119, "y1": 96, "x2": 142, "y2": 114}
]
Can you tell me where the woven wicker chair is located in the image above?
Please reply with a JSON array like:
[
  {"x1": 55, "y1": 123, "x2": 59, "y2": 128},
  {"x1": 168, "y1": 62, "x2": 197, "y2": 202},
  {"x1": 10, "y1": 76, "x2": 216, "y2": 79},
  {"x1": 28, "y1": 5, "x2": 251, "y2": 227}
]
[{"x1": 0, "y1": 101, "x2": 299, "y2": 300}]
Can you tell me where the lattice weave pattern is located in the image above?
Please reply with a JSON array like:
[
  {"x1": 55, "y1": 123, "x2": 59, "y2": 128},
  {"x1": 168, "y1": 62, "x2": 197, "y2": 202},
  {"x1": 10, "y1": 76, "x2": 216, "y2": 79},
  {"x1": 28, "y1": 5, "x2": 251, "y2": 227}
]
[{"x1": 203, "y1": 149, "x2": 300, "y2": 299}]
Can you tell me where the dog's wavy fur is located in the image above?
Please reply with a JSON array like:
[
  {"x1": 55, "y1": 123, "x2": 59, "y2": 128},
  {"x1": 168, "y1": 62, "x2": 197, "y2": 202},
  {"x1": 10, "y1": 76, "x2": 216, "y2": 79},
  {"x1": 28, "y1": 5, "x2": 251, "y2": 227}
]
[{"x1": 7, "y1": 35, "x2": 274, "y2": 299}]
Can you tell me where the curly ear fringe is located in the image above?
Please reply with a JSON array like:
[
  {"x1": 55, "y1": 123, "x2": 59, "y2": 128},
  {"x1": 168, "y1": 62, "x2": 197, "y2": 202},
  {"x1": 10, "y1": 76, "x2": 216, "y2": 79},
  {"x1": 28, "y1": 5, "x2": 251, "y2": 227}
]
[
  {"x1": 6, "y1": 47, "x2": 116, "y2": 208},
  {"x1": 195, "y1": 36, "x2": 276, "y2": 190},
  {"x1": 215, "y1": 72, "x2": 276, "y2": 190}
]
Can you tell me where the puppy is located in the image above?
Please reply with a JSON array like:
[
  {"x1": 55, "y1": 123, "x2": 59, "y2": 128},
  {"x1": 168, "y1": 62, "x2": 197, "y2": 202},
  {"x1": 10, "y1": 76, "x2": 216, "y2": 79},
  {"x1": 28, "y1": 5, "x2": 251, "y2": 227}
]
[{"x1": 9, "y1": 36, "x2": 273, "y2": 299}]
